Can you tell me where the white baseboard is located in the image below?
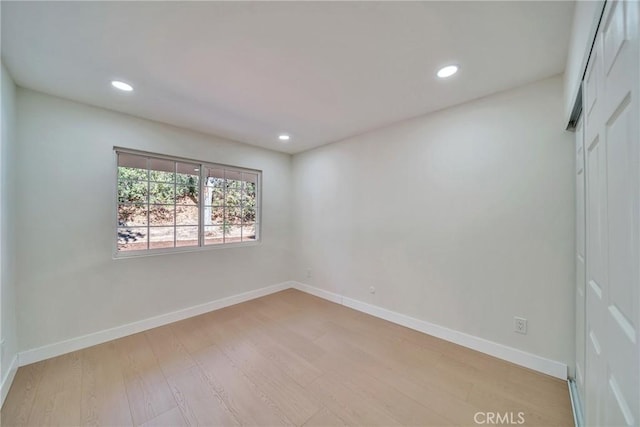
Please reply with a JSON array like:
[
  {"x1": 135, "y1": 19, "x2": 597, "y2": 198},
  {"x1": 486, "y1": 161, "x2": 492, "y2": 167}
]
[
  {"x1": 1, "y1": 354, "x2": 19, "y2": 408},
  {"x1": 293, "y1": 282, "x2": 344, "y2": 304},
  {"x1": 18, "y1": 281, "x2": 293, "y2": 367},
  {"x1": 291, "y1": 281, "x2": 568, "y2": 380},
  {"x1": 15, "y1": 280, "x2": 567, "y2": 381}
]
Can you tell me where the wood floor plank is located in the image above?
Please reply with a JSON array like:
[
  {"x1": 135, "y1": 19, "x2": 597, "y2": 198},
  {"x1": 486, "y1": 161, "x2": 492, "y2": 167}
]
[
  {"x1": 329, "y1": 367, "x2": 453, "y2": 426},
  {"x1": 26, "y1": 352, "x2": 83, "y2": 426},
  {"x1": 213, "y1": 320, "x2": 321, "y2": 425},
  {"x1": 145, "y1": 325, "x2": 196, "y2": 379},
  {"x1": 169, "y1": 315, "x2": 218, "y2": 355},
  {"x1": 302, "y1": 406, "x2": 348, "y2": 427},
  {"x1": 438, "y1": 352, "x2": 572, "y2": 419},
  {"x1": 314, "y1": 324, "x2": 473, "y2": 401},
  {"x1": 1, "y1": 289, "x2": 573, "y2": 426},
  {"x1": 249, "y1": 293, "x2": 303, "y2": 322},
  {"x1": 165, "y1": 365, "x2": 239, "y2": 426},
  {"x1": 139, "y1": 406, "x2": 188, "y2": 427},
  {"x1": 312, "y1": 331, "x2": 477, "y2": 425},
  {"x1": 306, "y1": 374, "x2": 402, "y2": 426},
  {"x1": 259, "y1": 318, "x2": 327, "y2": 364},
  {"x1": 275, "y1": 312, "x2": 332, "y2": 342},
  {"x1": 239, "y1": 322, "x2": 324, "y2": 388},
  {"x1": 466, "y1": 383, "x2": 573, "y2": 426},
  {"x1": 0, "y1": 362, "x2": 45, "y2": 426},
  {"x1": 80, "y1": 342, "x2": 132, "y2": 426},
  {"x1": 192, "y1": 343, "x2": 295, "y2": 426},
  {"x1": 114, "y1": 334, "x2": 177, "y2": 425}
]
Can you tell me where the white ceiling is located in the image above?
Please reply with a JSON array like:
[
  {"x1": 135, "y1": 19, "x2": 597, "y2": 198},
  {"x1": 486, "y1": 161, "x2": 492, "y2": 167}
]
[{"x1": 1, "y1": 1, "x2": 574, "y2": 154}]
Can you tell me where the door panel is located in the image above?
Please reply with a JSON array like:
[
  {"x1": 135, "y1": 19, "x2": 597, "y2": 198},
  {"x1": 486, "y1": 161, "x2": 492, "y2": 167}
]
[
  {"x1": 606, "y1": 102, "x2": 636, "y2": 327},
  {"x1": 586, "y1": 126, "x2": 607, "y2": 423},
  {"x1": 603, "y1": 0, "x2": 627, "y2": 75},
  {"x1": 606, "y1": 377, "x2": 633, "y2": 426},
  {"x1": 575, "y1": 116, "x2": 586, "y2": 404},
  {"x1": 586, "y1": 132, "x2": 606, "y2": 300},
  {"x1": 582, "y1": 1, "x2": 639, "y2": 426},
  {"x1": 602, "y1": 1, "x2": 639, "y2": 424}
]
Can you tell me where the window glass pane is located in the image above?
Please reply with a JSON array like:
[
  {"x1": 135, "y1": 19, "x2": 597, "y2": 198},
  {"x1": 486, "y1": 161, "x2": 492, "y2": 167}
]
[
  {"x1": 225, "y1": 170, "x2": 243, "y2": 211},
  {"x1": 149, "y1": 227, "x2": 175, "y2": 249},
  {"x1": 201, "y1": 185, "x2": 211, "y2": 206},
  {"x1": 118, "y1": 167, "x2": 148, "y2": 181},
  {"x1": 176, "y1": 162, "x2": 199, "y2": 184},
  {"x1": 149, "y1": 158, "x2": 175, "y2": 182},
  {"x1": 226, "y1": 207, "x2": 242, "y2": 225},
  {"x1": 118, "y1": 154, "x2": 147, "y2": 181},
  {"x1": 224, "y1": 224, "x2": 242, "y2": 243},
  {"x1": 243, "y1": 205, "x2": 256, "y2": 223},
  {"x1": 245, "y1": 181, "x2": 257, "y2": 198},
  {"x1": 243, "y1": 178, "x2": 257, "y2": 223},
  {"x1": 204, "y1": 168, "x2": 224, "y2": 206},
  {"x1": 214, "y1": 187, "x2": 225, "y2": 206},
  {"x1": 205, "y1": 168, "x2": 224, "y2": 183},
  {"x1": 149, "y1": 171, "x2": 175, "y2": 183},
  {"x1": 149, "y1": 183, "x2": 175, "y2": 204},
  {"x1": 225, "y1": 169, "x2": 242, "y2": 182},
  {"x1": 176, "y1": 185, "x2": 198, "y2": 204},
  {"x1": 204, "y1": 225, "x2": 224, "y2": 245},
  {"x1": 242, "y1": 223, "x2": 256, "y2": 242},
  {"x1": 203, "y1": 207, "x2": 224, "y2": 226},
  {"x1": 225, "y1": 184, "x2": 241, "y2": 207},
  {"x1": 149, "y1": 205, "x2": 175, "y2": 226},
  {"x1": 118, "y1": 204, "x2": 148, "y2": 227},
  {"x1": 176, "y1": 226, "x2": 198, "y2": 247},
  {"x1": 226, "y1": 180, "x2": 242, "y2": 192},
  {"x1": 243, "y1": 172, "x2": 258, "y2": 184},
  {"x1": 118, "y1": 153, "x2": 147, "y2": 169},
  {"x1": 118, "y1": 227, "x2": 148, "y2": 251},
  {"x1": 203, "y1": 185, "x2": 223, "y2": 206},
  {"x1": 118, "y1": 181, "x2": 148, "y2": 203},
  {"x1": 176, "y1": 206, "x2": 198, "y2": 226}
]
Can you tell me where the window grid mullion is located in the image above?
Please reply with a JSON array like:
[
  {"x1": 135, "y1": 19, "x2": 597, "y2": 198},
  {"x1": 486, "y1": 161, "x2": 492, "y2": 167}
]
[
  {"x1": 198, "y1": 164, "x2": 204, "y2": 248},
  {"x1": 223, "y1": 173, "x2": 227, "y2": 244},
  {"x1": 173, "y1": 162, "x2": 177, "y2": 249},
  {"x1": 146, "y1": 157, "x2": 150, "y2": 250}
]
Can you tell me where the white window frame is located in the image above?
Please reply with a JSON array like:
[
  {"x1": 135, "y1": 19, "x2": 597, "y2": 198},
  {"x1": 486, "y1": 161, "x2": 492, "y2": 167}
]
[{"x1": 114, "y1": 147, "x2": 262, "y2": 258}]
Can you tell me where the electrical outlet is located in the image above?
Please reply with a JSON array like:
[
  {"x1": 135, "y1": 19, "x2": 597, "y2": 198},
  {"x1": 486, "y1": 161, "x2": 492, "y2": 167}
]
[
  {"x1": 306, "y1": 269, "x2": 312, "y2": 279},
  {"x1": 514, "y1": 317, "x2": 528, "y2": 334}
]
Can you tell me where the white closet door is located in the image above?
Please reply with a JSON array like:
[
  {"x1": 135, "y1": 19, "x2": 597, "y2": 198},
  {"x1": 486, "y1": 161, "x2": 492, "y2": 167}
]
[
  {"x1": 583, "y1": 1, "x2": 639, "y2": 425},
  {"x1": 575, "y1": 115, "x2": 586, "y2": 409}
]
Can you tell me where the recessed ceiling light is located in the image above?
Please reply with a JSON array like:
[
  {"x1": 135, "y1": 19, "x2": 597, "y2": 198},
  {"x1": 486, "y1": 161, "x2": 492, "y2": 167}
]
[
  {"x1": 437, "y1": 65, "x2": 459, "y2": 79},
  {"x1": 278, "y1": 134, "x2": 290, "y2": 141},
  {"x1": 111, "y1": 80, "x2": 133, "y2": 91}
]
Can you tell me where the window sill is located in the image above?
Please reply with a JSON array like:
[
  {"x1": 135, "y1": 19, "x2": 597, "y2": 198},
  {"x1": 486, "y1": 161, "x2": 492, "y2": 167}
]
[{"x1": 112, "y1": 239, "x2": 262, "y2": 260}]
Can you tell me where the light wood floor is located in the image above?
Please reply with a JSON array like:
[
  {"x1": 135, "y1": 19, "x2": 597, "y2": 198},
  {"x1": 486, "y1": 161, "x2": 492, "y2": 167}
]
[{"x1": 1, "y1": 289, "x2": 573, "y2": 426}]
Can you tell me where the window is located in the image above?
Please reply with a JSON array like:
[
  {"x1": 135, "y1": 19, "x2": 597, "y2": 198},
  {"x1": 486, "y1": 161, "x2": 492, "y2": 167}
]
[{"x1": 116, "y1": 149, "x2": 260, "y2": 255}]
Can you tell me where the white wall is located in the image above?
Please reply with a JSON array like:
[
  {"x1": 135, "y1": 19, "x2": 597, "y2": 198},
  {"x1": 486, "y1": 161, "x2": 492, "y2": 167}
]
[
  {"x1": 1, "y1": 63, "x2": 19, "y2": 393},
  {"x1": 564, "y1": 0, "x2": 604, "y2": 124},
  {"x1": 292, "y1": 75, "x2": 575, "y2": 365},
  {"x1": 10, "y1": 74, "x2": 575, "y2": 372},
  {"x1": 14, "y1": 89, "x2": 292, "y2": 352}
]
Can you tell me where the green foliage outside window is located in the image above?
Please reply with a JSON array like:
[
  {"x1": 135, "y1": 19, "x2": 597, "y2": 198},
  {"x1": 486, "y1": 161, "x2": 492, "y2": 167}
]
[
  {"x1": 118, "y1": 167, "x2": 256, "y2": 225},
  {"x1": 117, "y1": 167, "x2": 198, "y2": 205}
]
